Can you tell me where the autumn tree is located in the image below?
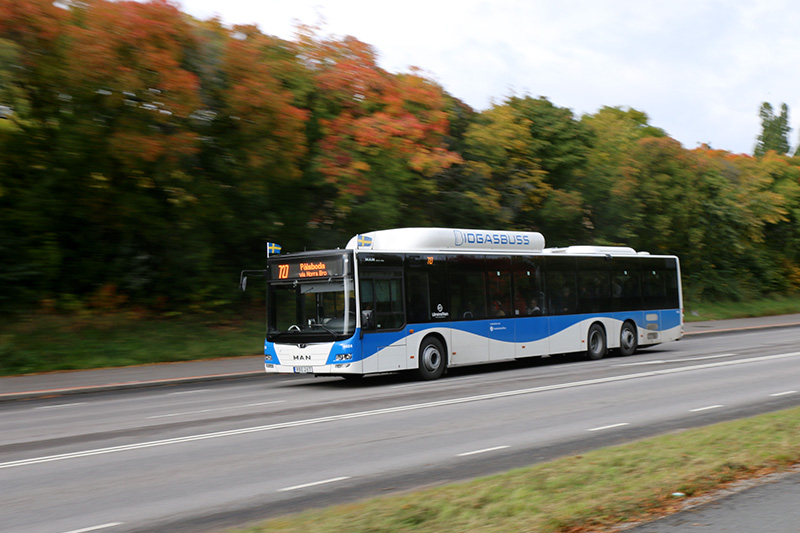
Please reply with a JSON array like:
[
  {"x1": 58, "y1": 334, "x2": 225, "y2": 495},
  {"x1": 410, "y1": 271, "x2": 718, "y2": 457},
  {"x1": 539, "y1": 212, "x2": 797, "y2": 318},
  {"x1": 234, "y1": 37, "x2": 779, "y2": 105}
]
[
  {"x1": 191, "y1": 22, "x2": 311, "y2": 273},
  {"x1": 581, "y1": 106, "x2": 666, "y2": 243},
  {"x1": 463, "y1": 103, "x2": 550, "y2": 226},
  {"x1": 423, "y1": 92, "x2": 493, "y2": 228},
  {"x1": 0, "y1": 0, "x2": 72, "y2": 308},
  {"x1": 3, "y1": 0, "x2": 800, "y2": 316},
  {"x1": 294, "y1": 28, "x2": 460, "y2": 239},
  {"x1": 461, "y1": 96, "x2": 591, "y2": 243},
  {"x1": 0, "y1": 0, "x2": 210, "y2": 308}
]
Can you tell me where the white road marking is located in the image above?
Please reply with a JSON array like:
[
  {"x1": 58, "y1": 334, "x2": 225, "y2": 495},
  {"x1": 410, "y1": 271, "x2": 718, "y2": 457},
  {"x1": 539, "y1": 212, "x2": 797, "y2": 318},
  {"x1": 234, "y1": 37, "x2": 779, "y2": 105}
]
[
  {"x1": 457, "y1": 445, "x2": 510, "y2": 457},
  {"x1": 770, "y1": 390, "x2": 797, "y2": 397},
  {"x1": 689, "y1": 405, "x2": 724, "y2": 412},
  {"x1": 4, "y1": 350, "x2": 800, "y2": 471},
  {"x1": 147, "y1": 400, "x2": 285, "y2": 419},
  {"x1": 169, "y1": 389, "x2": 210, "y2": 395},
  {"x1": 277, "y1": 476, "x2": 350, "y2": 492},
  {"x1": 61, "y1": 522, "x2": 123, "y2": 533},
  {"x1": 615, "y1": 353, "x2": 735, "y2": 367},
  {"x1": 588, "y1": 423, "x2": 630, "y2": 432},
  {"x1": 683, "y1": 353, "x2": 736, "y2": 361},
  {"x1": 35, "y1": 403, "x2": 87, "y2": 410}
]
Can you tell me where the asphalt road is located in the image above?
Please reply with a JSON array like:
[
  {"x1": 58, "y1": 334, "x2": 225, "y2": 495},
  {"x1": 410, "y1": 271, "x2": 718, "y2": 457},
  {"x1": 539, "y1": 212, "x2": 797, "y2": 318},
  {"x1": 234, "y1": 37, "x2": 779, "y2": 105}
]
[
  {"x1": 1, "y1": 316, "x2": 800, "y2": 533},
  {"x1": 625, "y1": 466, "x2": 800, "y2": 532}
]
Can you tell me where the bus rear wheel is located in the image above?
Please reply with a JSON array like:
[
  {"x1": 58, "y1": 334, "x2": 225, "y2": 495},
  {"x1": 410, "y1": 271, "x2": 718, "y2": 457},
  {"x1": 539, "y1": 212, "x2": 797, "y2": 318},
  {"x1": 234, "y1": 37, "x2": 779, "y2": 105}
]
[
  {"x1": 417, "y1": 337, "x2": 446, "y2": 380},
  {"x1": 619, "y1": 321, "x2": 638, "y2": 356},
  {"x1": 586, "y1": 323, "x2": 607, "y2": 360}
]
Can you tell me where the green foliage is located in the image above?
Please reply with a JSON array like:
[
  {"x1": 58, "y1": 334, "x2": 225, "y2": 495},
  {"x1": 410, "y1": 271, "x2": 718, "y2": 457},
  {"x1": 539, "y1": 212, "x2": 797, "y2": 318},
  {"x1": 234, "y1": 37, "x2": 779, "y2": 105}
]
[
  {"x1": 1, "y1": 0, "x2": 800, "y2": 317},
  {"x1": 755, "y1": 102, "x2": 790, "y2": 157}
]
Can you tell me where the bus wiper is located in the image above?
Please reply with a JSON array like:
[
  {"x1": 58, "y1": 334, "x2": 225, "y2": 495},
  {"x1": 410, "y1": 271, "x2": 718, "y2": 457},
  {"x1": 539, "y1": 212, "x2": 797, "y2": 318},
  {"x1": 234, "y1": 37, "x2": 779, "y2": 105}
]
[{"x1": 309, "y1": 323, "x2": 337, "y2": 336}]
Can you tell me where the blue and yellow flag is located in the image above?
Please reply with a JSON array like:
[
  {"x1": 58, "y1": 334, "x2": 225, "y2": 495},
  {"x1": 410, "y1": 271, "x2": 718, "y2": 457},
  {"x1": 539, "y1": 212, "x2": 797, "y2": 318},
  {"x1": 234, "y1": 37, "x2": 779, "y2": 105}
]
[
  {"x1": 267, "y1": 242, "x2": 282, "y2": 256},
  {"x1": 357, "y1": 234, "x2": 373, "y2": 248}
]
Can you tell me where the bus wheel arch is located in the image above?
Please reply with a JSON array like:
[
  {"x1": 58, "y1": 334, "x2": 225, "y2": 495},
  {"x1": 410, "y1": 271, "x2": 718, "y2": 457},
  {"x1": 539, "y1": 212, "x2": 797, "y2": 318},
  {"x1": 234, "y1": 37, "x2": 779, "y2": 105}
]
[
  {"x1": 619, "y1": 320, "x2": 638, "y2": 356},
  {"x1": 417, "y1": 334, "x2": 447, "y2": 380},
  {"x1": 586, "y1": 322, "x2": 607, "y2": 360}
]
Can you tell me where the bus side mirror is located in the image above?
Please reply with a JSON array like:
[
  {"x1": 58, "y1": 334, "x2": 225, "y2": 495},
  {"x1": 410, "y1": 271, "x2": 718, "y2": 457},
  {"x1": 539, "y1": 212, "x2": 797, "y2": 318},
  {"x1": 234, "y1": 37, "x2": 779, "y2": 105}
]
[
  {"x1": 361, "y1": 309, "x2": 375, "y2": 330},
  {"x1": 239, "y1": 269, "x2": 267, "y2": 291}
]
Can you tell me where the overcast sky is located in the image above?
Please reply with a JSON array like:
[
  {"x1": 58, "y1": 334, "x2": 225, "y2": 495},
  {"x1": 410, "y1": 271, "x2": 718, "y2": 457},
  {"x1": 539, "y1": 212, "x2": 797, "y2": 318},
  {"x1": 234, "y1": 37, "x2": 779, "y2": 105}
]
[{"x1": 179, "y1": 0, "x2": 800, "y2": 155}]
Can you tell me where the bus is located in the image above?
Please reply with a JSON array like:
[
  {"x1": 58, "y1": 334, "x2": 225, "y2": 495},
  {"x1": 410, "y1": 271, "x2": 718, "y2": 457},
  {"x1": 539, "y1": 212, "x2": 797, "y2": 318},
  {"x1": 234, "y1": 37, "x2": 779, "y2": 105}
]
[{"x1": 240, "y1": 227, "x2": 683, "y2": 380}]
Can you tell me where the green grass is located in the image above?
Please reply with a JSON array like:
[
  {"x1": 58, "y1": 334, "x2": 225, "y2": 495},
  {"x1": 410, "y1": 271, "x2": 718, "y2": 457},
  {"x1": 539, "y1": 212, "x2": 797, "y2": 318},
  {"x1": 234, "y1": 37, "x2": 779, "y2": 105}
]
[
  {"x1": 0, "y1": 312, "x2": 265, "y2": 375},
  {"x1": 238, "y1": 407, "x2": 800, "y2": 533},
  {"x1": 684, "y1": 293, "x2": 800, "y2": 321}
]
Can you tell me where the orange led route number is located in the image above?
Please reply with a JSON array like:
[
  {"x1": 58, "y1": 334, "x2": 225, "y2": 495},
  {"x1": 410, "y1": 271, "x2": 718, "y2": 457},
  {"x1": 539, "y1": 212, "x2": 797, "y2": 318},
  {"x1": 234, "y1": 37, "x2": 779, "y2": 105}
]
[{"x1": 277, "y1": 264, "x2": 290, "y2": 279}]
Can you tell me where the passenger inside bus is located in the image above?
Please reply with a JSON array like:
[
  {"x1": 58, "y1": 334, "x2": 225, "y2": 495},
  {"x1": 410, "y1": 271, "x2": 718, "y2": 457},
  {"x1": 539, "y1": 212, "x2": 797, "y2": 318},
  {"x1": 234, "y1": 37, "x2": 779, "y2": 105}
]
[{"x1": 490, "y1": 300, "x2": 506, "y2": 317}]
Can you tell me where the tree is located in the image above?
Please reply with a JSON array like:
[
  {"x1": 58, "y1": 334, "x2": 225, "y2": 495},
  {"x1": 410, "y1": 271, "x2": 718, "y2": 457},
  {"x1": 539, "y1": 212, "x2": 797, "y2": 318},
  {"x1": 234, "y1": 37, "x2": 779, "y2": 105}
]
[
  {"x1": 295, "y1": 27, "x2": 461, "y2": 238},
  {"x1": 463, "y1": 103, "x2": 550, "y2": 226},
  {"x1": 754, "y1": 102, "x2": 790, "y2": 157},
  {"x1": 581, "y1": 106, "x2": 666, "y2": 243}
]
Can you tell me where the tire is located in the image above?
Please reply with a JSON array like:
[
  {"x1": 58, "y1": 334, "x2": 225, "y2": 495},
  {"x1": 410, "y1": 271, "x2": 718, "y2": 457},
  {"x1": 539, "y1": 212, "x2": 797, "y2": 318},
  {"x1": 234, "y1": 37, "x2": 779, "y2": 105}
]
[
  {"x1": 619, "y1": 321, "x2": 638, "y2": 356},
  {"x1": 417, "y1": 337, "x2": 446, "y2": 380},
  {"x1": 586, "y1": 323, "x2": 607, "y2": 360}
]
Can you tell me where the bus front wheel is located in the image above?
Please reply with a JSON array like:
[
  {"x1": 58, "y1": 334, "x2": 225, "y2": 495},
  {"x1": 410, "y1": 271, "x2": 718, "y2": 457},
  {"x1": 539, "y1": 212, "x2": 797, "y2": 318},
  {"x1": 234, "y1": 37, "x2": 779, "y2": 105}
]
[
  {"x1": 586, "y1": 323, "x2": 607, "y2": 360},
  {"x1": 619, "y1": 321, "x2": 638, "y2": 356},
  {"x1": 417, "y1": 337, "x2": 446, "y2": 380}
]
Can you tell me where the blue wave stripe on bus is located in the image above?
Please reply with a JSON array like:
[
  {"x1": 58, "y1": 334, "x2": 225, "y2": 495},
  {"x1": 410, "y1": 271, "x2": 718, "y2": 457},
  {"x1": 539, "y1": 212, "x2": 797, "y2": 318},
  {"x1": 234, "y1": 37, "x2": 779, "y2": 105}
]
[{"x1": 266, "y1": 308, "x2": 682, "y2": 364}]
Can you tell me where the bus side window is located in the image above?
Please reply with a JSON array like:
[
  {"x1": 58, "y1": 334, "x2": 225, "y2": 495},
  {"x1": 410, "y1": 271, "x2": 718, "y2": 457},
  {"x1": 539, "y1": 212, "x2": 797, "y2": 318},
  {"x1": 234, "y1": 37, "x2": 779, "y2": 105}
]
[
  {"x1": 486, "y1": 256, "x2": 512, "y2": 318},
  {"x1": 375, "y1": 277, "x2": 404, "y2": 329},
  {"x1": 513, "y1": 257, "x2": 543, "y2": 316},
  {"x1": 406, "y1": 271, "x2": 430, "y2": 323},
  {"x1": 406, "y1": 255, "x2": 448, "y2": 322},
  {"x1": 577, "y1": 257, "x2": 611, "y2": 314},
  {"x1": 448, "y1": 255, "x2": 486, "y2": 320},
  {"x1": 545, "y1": 256, "x2": 577, "y2": 315}
]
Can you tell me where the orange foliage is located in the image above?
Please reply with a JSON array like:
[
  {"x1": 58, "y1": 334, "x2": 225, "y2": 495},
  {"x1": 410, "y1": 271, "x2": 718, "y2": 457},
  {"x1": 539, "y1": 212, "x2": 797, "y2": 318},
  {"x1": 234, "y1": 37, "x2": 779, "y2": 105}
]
[
  {"x1": 296, "y1": 29, "x2": 460, "y2": 199},
  {"x1": 0, "y1": 0, "x2": 67, "y2": 46},
  {"x1": 220, "y1": 25, "x2": 308, "y2": 176},
  {"x1": 64, "y1": 0, "x2": 202, "y2": 166}
]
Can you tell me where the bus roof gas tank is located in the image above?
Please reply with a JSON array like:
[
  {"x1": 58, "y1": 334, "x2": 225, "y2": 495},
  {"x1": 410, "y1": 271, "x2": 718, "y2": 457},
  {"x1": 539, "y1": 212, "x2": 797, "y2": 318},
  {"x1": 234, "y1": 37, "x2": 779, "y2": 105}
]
[
  {"x1": 347, "y1": 228, "x2": 546, "y2": 253},
  {"x1": 544, "y1": 245, "x2": 640, "y2": 256}
]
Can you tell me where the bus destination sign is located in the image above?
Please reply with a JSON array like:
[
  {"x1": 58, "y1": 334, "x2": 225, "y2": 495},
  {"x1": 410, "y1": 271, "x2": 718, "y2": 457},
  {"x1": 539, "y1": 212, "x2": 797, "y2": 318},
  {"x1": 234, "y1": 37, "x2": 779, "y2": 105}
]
[{"x1": 271, "y1": 255, "x2": 346, "y2": 280}]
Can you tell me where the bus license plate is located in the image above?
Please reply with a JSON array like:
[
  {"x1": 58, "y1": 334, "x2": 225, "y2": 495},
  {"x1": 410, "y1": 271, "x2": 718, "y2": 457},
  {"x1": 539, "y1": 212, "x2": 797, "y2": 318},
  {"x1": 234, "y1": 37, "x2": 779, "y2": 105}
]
[{"x1": 294, "y1": 366, "x2": 313, "y2": 373}]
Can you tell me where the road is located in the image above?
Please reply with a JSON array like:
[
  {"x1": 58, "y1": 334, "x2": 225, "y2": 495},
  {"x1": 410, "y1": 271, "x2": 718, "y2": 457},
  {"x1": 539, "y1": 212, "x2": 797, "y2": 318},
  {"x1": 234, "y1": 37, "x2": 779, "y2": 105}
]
[{"x1": 1, "y1": 320, "x2": 800, "y2": 532}]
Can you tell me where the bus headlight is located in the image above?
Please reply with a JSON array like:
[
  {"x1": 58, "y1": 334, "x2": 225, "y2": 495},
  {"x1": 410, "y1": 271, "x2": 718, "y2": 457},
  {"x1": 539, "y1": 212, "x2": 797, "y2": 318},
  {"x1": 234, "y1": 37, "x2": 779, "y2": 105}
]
[{"x1": 335, "y1": 353, "x2": 353, "y2": 361}]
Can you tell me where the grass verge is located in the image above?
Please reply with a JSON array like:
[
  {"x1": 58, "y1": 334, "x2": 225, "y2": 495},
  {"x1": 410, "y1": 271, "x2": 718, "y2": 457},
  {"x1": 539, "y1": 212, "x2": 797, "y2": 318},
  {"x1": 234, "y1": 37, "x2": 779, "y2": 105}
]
[
  {"x1": 2, "y1": 293, "x2": 800, "y2": 376},
  {"x1": 0, "y1": 312, "x2": 264, "y2": 375},
  {"x1": 238, "y1": 407, "x2": 800, "y2": 533},
  {"x1": 684, "y1": 293, "x2": 800, "y2": 321}
]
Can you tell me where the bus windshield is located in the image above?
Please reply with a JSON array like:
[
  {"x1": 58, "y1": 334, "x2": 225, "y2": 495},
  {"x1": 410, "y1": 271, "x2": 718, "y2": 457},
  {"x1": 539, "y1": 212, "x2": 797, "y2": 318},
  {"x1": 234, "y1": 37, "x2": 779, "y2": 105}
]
[{"x1": 267, "y1": 278, "x2": 356, "y2": 343}]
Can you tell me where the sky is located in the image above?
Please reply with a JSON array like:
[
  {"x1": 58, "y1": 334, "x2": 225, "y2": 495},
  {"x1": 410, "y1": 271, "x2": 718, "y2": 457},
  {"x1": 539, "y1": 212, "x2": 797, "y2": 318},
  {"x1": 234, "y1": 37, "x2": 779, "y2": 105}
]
[{"x1": 179, "y1": 0, "x2": 800, "y2": 155}]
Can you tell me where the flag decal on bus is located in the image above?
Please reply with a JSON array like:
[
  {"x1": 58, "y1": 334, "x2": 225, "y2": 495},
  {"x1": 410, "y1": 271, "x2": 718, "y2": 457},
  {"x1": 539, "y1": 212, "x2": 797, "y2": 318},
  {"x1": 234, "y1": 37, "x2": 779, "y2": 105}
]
[
  {"x1": 357, "y1": 234, "x2": 373, "y2": 248},
  {"x1": 267, "y1": 242, "x2": 282, "y2": 256}
]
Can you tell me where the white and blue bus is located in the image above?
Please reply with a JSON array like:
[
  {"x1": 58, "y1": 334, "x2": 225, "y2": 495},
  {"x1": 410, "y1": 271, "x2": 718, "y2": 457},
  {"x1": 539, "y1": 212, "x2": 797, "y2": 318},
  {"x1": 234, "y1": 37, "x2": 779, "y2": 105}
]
[{"x1": 241, "y1": 228, "x2": 683, "y2": 380}]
